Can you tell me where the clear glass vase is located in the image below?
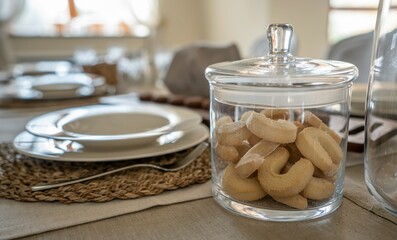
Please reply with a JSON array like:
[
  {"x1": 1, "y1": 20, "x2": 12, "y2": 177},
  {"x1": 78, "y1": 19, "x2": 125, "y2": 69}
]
[{"x1": 364, "y1": 0, "x2": 397, "y2": 216}]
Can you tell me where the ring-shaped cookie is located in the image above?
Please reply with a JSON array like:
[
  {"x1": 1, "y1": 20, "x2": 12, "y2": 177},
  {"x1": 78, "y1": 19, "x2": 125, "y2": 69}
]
[
  {"x1": 301, "y1": 177, "x2": 335, "y2": 200},
  {"x1": 303, "y1": 111, "x2": 342, "y2": 144},
  {"x1": 215, "y1": 144, "x2": 240, "y2": 163},
  {"x1": 246, "y1": 112, "x2": 297, "y2": 144},
  {"x1": 222, "y1": 164, "x2": 266, "y2": 201},
  {"x1": 235, "y1": 140, "x2": 279, "y2": 178},
  {"x1": 216, "y1": 121, "x2": 252, "y2": 146},
  {"x1": 216, "y1": 116, "x2": 233, "y2": 127},
  {"x1": 272, "y1": 194, "x2": 308, "y2": 210},
  {"x1": 260, "y1": 108, "x2": 290, "y2": 120},
  {"x1": 257, "y1": 147, "x2": 315, "y2": 198},
  {"x1": 295, "y1": 127, "x2": 342, "y2": 176}
]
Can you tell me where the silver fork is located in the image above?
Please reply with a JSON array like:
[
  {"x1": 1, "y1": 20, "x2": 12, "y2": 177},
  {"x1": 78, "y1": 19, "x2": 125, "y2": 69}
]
[{"x1": 31, "y1": 142, "x2": 208, "y2": 191}]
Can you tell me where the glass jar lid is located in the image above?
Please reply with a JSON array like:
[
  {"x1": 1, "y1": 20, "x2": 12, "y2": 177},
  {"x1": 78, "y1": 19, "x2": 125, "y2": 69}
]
[{"x1": 205, "y1": 24, "x2": 358, "y2": 89}]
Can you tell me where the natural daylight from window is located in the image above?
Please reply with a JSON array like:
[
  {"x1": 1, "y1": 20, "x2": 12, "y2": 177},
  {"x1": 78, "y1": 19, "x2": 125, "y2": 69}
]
[
  {"x1": 328, "y1": 0, "x2": 397, "y2": 44},
  {"x1": 9, "y1": 0, "x2": 159, "y2": 38}
]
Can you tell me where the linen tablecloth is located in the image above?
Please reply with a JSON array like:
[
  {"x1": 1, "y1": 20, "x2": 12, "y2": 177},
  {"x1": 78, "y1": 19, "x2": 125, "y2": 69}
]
[
  {"x1": 1, "y1": 100, "x2": 396, "y2": 239},
  {"x1": 0, "y1": 181, "x2": 212, "y2": 239}
]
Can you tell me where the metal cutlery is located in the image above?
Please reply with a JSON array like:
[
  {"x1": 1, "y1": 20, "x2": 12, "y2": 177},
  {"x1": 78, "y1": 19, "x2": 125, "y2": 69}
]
[{"x1": 30, "y1": 141, "x2": 208, "y2": 191}]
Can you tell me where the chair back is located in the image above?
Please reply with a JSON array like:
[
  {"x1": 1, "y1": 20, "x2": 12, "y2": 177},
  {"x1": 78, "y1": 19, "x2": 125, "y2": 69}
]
[{"x1": 327, "y1": 32, "x2": 374, "y2": 83}]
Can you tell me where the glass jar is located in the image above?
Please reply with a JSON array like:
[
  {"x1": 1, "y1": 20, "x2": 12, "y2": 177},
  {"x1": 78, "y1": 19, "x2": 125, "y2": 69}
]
[
  {"x1": 205, "y1": 24, "x2": 358, "y2": 221},
  {"x1": 365, "y1": 0, "x2": 397, "y2": 216}
]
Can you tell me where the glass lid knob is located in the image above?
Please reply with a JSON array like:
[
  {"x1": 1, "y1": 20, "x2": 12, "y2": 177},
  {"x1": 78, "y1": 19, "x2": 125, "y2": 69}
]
[{"x1": 267, "y1": 24, "x2": 295, "y2": 63}]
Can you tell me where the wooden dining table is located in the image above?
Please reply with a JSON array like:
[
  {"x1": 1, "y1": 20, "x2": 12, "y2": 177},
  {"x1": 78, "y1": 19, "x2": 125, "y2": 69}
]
[{"x1": 1, "y1": 94, "x2": 397, "y2": 240}]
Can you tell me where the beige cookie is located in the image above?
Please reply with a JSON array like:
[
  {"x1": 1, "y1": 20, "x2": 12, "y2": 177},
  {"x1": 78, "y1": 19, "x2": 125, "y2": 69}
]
[
  {"x1": 222, "y1": 164, "x2": 266, "y2": 201},
  {"x1": 301, "y1": 177, "x2": 335, "y2": 200},
  {"x1": 248, "y1": 134, "x2": 262, "y2": 146},
  {"x1": 215, "y1": 144, "x2": 240, "y2": 163},
  {"x1": 215, "y1": 116, "x2": 233, "y2": 127},
  {"x1": 235, "y1": 140, "x2": 279, "y2": 178},
  {"x1": 272, "y1": 194, "x2": 308, "y2": 210},
  {"x1": 246, "y1": 112, "x2": 297, "y2": 144},
  {"x1": 302, "y1": 111, "x2": 342, "y2": 144},
  {"x1": 240, "y1": 111, "x2": 254, "y2": 122},
  {"x1": 260, "y1": 108, "x2": 290, "y2": 120},
  {"x1": 235, "y1": 142, "x2": 252, "y2": 157},
  {"x1": 295, "y1": 127, "x2": 342, "y2": 176},
  {"x1": 293, "y1": 121, "x2": 305, "y2": 134},
  {"x1": 216, "y1": 120, "x2": 252, "y2": 146},
  {"x1": 258, "y1": 147, "x2": 314, "y2": 198}
]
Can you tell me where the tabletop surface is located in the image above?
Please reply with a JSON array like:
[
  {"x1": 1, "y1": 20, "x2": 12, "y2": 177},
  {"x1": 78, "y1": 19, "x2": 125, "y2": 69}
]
[
  {"x1": 1, "y1": 104, "x2": 397, "y2": 240},
  {"x1": 18, "y1": 185, "x2": 397, "y2": 240}
]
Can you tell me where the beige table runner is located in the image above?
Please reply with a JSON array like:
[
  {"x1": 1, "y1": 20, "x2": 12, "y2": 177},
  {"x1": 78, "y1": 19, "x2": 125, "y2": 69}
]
[
  {"x1": 344, "y1": 165, "x2": 397, "y2": 224},
  {"x1": 2, "y1": 158, "x2": 397, "y2": 239},
  {"x1": 0, "y1": 181, "x2": 212, "y2": 240},
  {"x1": 3, "y1": 159, "x2": 397, "y2": 239},
  {"x1": 0, "y1": 129, "x2": 212, "y2": 239}
]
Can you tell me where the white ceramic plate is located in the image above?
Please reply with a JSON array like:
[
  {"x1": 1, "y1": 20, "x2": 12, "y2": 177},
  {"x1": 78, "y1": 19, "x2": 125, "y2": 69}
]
[
  {"x1": 13, "y1": 124, "x2": 209, "y2": 162},
  {"x1": 5, "y1": 73, "x2": 107, "y2": 100},
  {"x1": 12, "y1": 61, "x2": 73, "y2": 76},
  {"x1": 25, "y1": 103, "x2": 202, "y2": 148}
]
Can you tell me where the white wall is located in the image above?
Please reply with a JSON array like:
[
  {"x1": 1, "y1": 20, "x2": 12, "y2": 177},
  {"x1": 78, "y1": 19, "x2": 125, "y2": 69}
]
[
  {"x1": 267, "y1": 0, "x2": 329, "y2": 59},
  {"x1": 157, "y1": 0, "x2": 206, "y2": 50},
  {"x1": 201, "y1": 0, "x2": 270, "y2": 57},
  {"x1": 9, "y1": 0, "x2": 330, "y2": 61},
  {"x1": 201, "y1": 0, "x2": 329, "y2": 59}
]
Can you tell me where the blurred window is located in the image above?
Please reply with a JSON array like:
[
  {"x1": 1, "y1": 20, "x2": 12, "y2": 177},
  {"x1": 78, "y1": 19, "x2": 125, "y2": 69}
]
[
  {"x1": 9, "y1": 0, "x2": 159, "y2": 37},
  {"x1": 328, "y1": 0, "x2": 397, "y2": 44}
]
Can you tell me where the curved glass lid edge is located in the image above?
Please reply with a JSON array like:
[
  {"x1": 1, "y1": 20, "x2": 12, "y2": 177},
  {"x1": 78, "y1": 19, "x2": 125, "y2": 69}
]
[
  {"x1": 205, "y1": 57, "x2": 358, "y2": 86},
  {"x1": 209, "y1": 81, "x2": 353, "y2": 92},
  {"x1": 206, "y1": 73, "x2": 357, "y2": 87}
]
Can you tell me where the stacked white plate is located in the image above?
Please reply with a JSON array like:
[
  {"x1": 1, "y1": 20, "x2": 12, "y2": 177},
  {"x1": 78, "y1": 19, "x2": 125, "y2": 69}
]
[
  {"x1": 13, "y1": 103, "x2": 208, "y2": 162},
  {"x1": 1, "y1": 73, "x2": 108, "y2": 100}
]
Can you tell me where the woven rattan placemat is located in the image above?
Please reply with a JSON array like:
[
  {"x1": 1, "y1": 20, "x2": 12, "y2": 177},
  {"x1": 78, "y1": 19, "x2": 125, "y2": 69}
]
[
  {"x1": 0, "y1": 143, "x2": 211, "y2": 203},
  {"x1": 0, "y1": 96, "x2": 100, "y2": 109}
]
